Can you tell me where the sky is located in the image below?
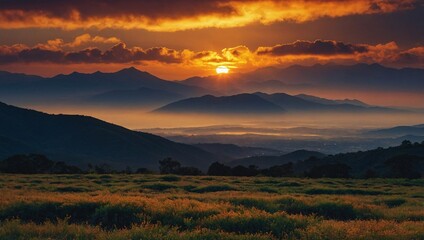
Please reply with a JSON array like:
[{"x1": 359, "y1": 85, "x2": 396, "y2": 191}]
[{"x1": 0, "y1": 0, "x2": 423, "y2": 79}]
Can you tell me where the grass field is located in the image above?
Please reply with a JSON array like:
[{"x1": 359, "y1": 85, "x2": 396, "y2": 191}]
[{"x1": 0, "y1": 174, "x2": 423, "y2": 239}]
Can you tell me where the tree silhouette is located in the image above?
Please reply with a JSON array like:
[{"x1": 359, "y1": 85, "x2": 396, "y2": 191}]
[
  {"x1": 159, "y1": 157, "x2": 181, "y2": 174},
  {"x1": 306, "y1": 163, "x2": 351, "y2": 178},
  {"x1": 207, "y1": 162, "x2": 232, "y2": 176}
]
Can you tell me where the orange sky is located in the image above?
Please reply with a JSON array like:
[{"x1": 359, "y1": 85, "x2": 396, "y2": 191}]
[{"x1": 0, "y1": 0, "x2": 422, "y2": 84}]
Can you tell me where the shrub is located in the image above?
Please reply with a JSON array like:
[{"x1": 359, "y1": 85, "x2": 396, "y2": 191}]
[
  {"x1": 203, "y1": 211, "x2": 308, "y2": 238},
  {"x1": 54, "y1": 186, "x2": 90, "y2": 192},
  {"x1": 276, "y1": 197, "x2": 310, "y2": 214},
  {"x1": 230, "y1": 198, "x2": 278, "y2": 213},
  {"x1": 61, "y1": 202, "x2": 100, "y2": 223},
  {"x1": 161, "y1": 175, "x2": 181, "y2": 182},
  {"x1": 277, "y1": 181, "x2": 302, "y2": 187},
  {"x1": 143, "y1": 183, "x2": 177, "y2": 191},
  {"x1": 276, "y1": 198, "x2": 379, "y2": 220},
  {"x1": 191, "y1": 185, "x2": 236, "y2": 193},
  {"x1": 257, "y1": 186, "x2": 278, "y2": 193},
  {"x1": 381, "y1": 198, "x2": 407, "y2": 208},
  {"x1": 305, "y1": 188, "x2": 385, "y2": 195},
  {"x1": 91, "y1": 204, "x2": 143, "y2": 229},
  {"x1": 0, "y1": 202, "x2": 62, "y2": 223}
]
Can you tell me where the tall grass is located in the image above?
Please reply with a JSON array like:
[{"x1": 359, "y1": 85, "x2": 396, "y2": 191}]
[{"x1": 0, "y1": 174, "x2": 422, "y2": 239}]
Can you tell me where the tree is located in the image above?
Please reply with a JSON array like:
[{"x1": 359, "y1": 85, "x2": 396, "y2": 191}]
[
  {"x1": 363, "y1": 169, "x2": 378, "y2": 179},
  {"x1": 94, "y1": 164, "x2": 114, "y2": 174},
  {"x1": 385, "y1": 155, "x2": 422, "y2": 179},
  {"x1": 177, "y1": 167, "x2": 202, "y2": 176},
  {"x1": 207, "y1": 162, "x2": 232, "y2": 176},
  {"x1": 262, "y1": 162, "x2": 293, "y2": 177},
  {"x1": 306, "y1": 163, "x2": 351, "y2": 178},
  {"x1": 159, "y1": 157, "x2": 181, "y2": 174},
  {"x1": 401, "y1": 140, "x2": 412, "y2": 147},
  {"x1": 0, "y1": 154, "x2": 81, "y2": 174},
  {"x1": 135, "y1": 168, "x2": 153, "y2": 174},
  {"x1": 124, "y1": 166, "x2": 133, "y2": 174}
]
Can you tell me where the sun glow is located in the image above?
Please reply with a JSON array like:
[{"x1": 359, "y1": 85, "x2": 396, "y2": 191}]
[{"x1": 216, "y1": 66, "x2": 229, "y2": 74}]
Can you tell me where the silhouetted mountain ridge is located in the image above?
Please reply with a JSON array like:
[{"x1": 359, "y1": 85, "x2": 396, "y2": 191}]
[
  {"x1": 0, "y1": 101, "x2": 221, "y2": 170},
  {"x1": 229, "y1": 150, "x2": 326, "y2": 168},
  {"x1": 154, "y1": 93, "x2": 286, "y2": 114},
  {"x1": 154, "y1": 92, "x2": 401, "y2": 114},
  {"x1": 0, "y1": 67, "x2": 208, "y2": 106}
]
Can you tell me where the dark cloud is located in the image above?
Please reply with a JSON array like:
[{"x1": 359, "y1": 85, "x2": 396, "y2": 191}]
[
  {"x1": 1, "y1": 40, "x2": 423, "y2": 68},
  {"x1": 0, "y1": 0, "x2": 418, "y2": 31},
  {"x1": 0, "y1": 0, "x2": 234, "y2": 20},
  {"x1": 0, "y1": 42, "x2": 183, "y2": 64},
  {"x1": 256, "y1": 40, "x2": 369, "y2": 56}
]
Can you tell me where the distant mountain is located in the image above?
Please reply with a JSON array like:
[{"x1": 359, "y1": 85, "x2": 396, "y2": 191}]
[
  {"x1": 192, "y1": 143, "x2": 283, "y2": 160},
  {"x1": 296, "y1": 94, "x2": 370, "y2": 107},
  {"x1": 0, "y1": 67, "x2": 208, "y2": 106},
  {"x1": 394, "y1": 135, "x2": 424, "y2": 143},
  {"x1": 253, "y1": 92, "x2": 324, "y2": 111},
  {"x1": 0, "y1": 71, "x2": 43, "y2": 86},
  {"x1": 154, "y1": 92, "x2": 400, "y2": 114},
  {"x1": 0, "y1": 101, "x2": 221, "y2": 170},
  {"x1": 181, "y1": 63, "x2": 424, "y2": 94},
  {"x1": 154, "y1": 94, "x2": 285, "y2": 114},
  {"x1": 249, "y1": 63, "x2": 424, "y2": 92},
  {"x1": 229, "y1": 150, "x2": 326, "y2": 168},
  {"x1": 85, "y1": 87, "x2": 183, "y2": 108},
  {"x1": 366, "y1": 124, "x2": 424, "y2": 137}
]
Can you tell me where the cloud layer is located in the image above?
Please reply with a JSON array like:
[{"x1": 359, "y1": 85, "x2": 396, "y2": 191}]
[
  {"x1": 1, "y1": 35, "x2": 423, "y2": 70},
  {"x1": 0, "y1": 0, "x2": 417, "y2": 31},
  {"x1": 256, "y1": 40, "x2": 369, "y2": 56}
]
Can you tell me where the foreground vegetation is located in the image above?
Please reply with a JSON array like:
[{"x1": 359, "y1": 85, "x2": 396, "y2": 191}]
[{"x1": 0, "y1": 174, "x2": 423, "y2": 239}]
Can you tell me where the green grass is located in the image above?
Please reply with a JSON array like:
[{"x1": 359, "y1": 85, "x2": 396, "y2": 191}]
[{"x1": 0, "y1": 174, "x2": 423, "y2": 239}]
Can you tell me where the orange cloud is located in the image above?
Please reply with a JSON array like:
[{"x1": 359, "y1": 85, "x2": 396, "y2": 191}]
[
  {"x1": 1, "y1": 38, "x2": 423, "y2": 72},
  {"x1": 0, "y1": 0, "x2": 417, "y2": 31}
]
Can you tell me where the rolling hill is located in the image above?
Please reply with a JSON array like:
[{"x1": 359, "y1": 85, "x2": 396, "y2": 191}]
[
  {"x1": 294, "y1": 142, "x2": 424, "y2": 177},
  {"x1": 0, "y1": 101, "x2": 221, "y2": 170},
  {"x1": 296, "y1": 94, "x2": 370, "y2": 107},
  {"x1": 154, "y1": 94, "x2": 286, "y2": 114},
  {"x1": 366, "y1": 124, "x2": 424, "y2": 137},
  {"x1": 192, "y1": 143, "x2": 283, "y2": 160},
  {"x1": 229, "y1": 150, "x2": 326, "y2": 168},
  {"x1": 154, "y1": 92, "x2": 400, "y2": 114}
]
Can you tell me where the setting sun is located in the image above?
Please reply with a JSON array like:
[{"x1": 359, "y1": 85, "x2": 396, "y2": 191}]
[{"x1": 216, "y1": 66, "x2": 229, "y2": 74}]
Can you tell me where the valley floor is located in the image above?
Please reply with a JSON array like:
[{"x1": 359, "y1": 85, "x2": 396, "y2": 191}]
[{"x1": 0, "y1": 174, "x2": 423, "y2": 240}]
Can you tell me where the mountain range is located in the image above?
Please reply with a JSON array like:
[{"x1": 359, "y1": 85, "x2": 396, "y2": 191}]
[
  {"x1": 366, "y1": 124, "x2": 424, "y2": 138},
  {"x1": 181, "y1": 63, "x2": 424, "y2": 94},
  {"x1": 154, "y1": 92, "x2": 400, "y2": 114},
  {"x1": 1, "y1": 63, "x2": 423, "y2": 111},
  {"x1": 153, "y1": 94, "x2": 286, "y2": 114},
  {"x1": 0, "y1": 67, "x2": 206, "y2": 106}
]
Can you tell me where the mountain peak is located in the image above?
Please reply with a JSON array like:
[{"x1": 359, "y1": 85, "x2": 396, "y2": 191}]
[{"x1": 118, "y1": 66, "x2": 142, "y2": 73}]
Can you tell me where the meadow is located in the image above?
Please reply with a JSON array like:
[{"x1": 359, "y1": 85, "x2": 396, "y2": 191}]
[{"x1": 0, "y1": 174, "x2": 423, "y2": 240}]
